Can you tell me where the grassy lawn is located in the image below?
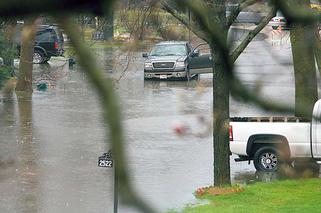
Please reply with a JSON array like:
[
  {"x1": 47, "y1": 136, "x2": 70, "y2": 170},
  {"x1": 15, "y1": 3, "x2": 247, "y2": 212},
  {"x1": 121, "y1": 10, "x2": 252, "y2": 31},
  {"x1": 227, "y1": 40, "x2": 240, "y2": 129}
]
[{"x1": 176, "y1": 178, "x2": 321, "y2": 213}]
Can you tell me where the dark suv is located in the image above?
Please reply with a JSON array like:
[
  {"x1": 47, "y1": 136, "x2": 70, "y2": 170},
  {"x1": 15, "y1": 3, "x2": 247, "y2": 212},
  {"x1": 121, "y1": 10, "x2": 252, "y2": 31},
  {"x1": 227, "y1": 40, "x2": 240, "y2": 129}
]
[{"x1": 16, "y1": 25, "x2": 64, "y2": 64}]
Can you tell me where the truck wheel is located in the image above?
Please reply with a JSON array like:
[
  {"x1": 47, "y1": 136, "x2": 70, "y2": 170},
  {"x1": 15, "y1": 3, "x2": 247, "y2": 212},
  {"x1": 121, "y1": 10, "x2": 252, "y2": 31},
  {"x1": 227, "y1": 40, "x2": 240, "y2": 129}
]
[
  {"x1": 254, "y1": 147, "x2": 281, "y2": 172},
  {"x1": 33, "y1": 50, "x2": 46, "y2": 64}
]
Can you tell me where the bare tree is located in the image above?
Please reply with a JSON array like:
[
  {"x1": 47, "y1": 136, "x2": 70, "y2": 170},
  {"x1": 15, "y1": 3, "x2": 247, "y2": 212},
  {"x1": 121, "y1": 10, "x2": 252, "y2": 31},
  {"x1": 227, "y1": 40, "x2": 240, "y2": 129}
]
[
  {"x1": 163, "y1": 0, "x2": 276, "y2": 186},
  {"x1": 1, "y1": 0, "x2": 320, "y2": 212},
  {"x1": 15, "y1": 17, "x2": 37, "y2": 92},
  {"x1": 118, "y1": 0, "x2": 157, "y2": 40},
  {"x1": 289, "y1": 0, "x2": 318, "y2": 119}
]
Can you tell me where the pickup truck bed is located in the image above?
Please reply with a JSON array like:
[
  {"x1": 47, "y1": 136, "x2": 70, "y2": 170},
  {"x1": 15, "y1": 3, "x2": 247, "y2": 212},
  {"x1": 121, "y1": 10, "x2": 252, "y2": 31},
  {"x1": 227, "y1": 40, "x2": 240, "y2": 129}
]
[
  {"x1": 230, "y1": 116, "x2": 310, "y2": 123},
  {"x1": 229, "y1": 112, "x2": 321, "y2": 172},
  {"x1": 230, "y1": 118, "x2": 310, "y2": 157}
]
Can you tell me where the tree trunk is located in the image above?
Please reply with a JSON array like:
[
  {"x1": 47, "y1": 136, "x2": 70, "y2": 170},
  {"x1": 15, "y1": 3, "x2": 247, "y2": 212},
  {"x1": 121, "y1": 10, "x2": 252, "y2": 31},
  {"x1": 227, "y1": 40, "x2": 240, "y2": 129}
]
[
  {"x1": 210, "y1": 0, "x2": 231, "y2": 187},
  {"x1": 289, "y1": 0, "x2": 318, "y2": 119},
  {"x1": 15, "y1": 17, "x2": 37, "y2": 92},
  {"x1": 212, "y1": 42, "x2": 231, "y2": 187},
  {"x1": 165, "y1": 0, "x2": 274, "y2": 187}
]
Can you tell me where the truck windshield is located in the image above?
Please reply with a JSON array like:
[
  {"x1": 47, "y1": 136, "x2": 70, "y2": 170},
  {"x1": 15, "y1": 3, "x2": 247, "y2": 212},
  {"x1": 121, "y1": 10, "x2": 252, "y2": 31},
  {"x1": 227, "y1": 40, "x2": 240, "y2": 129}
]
[{"x1": 150, "y1": 44, "x2": 187, "y2": 56}]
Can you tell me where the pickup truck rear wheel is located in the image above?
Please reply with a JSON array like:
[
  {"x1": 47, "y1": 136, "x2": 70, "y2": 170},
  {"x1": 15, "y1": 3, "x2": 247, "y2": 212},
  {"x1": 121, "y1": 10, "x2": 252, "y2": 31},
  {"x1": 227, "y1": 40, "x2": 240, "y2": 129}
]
[
  {"x1": 33, "y1": 50, "x2": 46, "y2": 64},
  {"x1": 254, "y1": 147, "x2": 281, "y2": 172}
]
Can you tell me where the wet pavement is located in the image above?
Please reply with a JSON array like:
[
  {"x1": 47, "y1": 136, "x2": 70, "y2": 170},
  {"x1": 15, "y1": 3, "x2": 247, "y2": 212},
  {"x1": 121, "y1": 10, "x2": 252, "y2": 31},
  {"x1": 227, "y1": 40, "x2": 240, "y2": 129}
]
[{"x1": 0, "y1": 28, "x2": 319, "y2": 212}]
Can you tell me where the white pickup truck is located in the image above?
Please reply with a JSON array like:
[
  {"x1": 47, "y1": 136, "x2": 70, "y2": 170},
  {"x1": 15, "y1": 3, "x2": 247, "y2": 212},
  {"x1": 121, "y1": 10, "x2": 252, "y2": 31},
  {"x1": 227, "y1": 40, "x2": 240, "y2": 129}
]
[{"x1": 230, "y1": 100, "x2": 321, "y2": 172}]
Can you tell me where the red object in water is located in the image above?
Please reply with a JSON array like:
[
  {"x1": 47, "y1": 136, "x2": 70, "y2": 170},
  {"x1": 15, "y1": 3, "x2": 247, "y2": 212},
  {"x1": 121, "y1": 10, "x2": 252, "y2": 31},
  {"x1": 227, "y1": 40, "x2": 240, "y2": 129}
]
[{"x1": 173, "y1": 123, "x2": 186, "y2": 135}]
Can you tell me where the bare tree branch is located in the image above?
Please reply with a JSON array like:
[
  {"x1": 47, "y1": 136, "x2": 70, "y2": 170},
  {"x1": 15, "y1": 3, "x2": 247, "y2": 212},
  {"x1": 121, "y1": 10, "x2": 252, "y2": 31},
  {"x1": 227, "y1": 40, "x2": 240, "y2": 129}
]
[
  {"x1": 180, "y1": 0, "x2": 228, "y2": 49},
  {"x1": 161, "y1": 1, "x2": 210, "y2": 42},
  {"x1": 230, "y1": 6, "x2": 276, "y2": 63},
  {"x1": 226, "y1": 0, "x2": 257, "y2": 27},
  {"x1": 177, "y1": 1, "x2": 304, "y2": 117},
  {"x1": 229, "y1": 75, "x2": 311, "y2": 118},
  {"x1": 58, "y1": 17, "x2": 157, "y2": 213}
]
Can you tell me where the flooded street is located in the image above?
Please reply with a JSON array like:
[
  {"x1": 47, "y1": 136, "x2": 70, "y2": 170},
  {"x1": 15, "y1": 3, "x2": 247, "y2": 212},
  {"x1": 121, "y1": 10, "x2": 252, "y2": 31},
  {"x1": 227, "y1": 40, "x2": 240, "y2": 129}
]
[{"x1": 0, "y1": 29, "x2": 317, "y2": 212}]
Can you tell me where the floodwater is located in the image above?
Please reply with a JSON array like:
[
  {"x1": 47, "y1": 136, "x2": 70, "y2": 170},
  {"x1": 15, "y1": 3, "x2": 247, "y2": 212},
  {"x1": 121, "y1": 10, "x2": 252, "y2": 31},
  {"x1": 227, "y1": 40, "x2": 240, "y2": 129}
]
[{"x1": 0, "y1": 28, "x2": 319, "y2": 213}]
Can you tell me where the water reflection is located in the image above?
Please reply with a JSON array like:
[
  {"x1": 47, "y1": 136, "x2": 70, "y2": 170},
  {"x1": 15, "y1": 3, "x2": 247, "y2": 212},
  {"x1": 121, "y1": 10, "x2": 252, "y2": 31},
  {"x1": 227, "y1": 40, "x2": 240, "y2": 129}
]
[
  {"x1": 234, "y1": 171, "x2": 284, "y2": 184},
  {"x1": 33, "y1": 60, "x2": 69, "y2": 90},
  {"x1": 234, "y1": 163, "x2": 320, "y2": 185},
  {"x1": 16, "y1": 92, "x2": 40, "y2": 213},
  {"x1": 0, "y1": 38, "x2": 318, "y2": 212},
  {"x1": 0, "y1": 90, "x2": 16, "y2": 182},
  {"x1": 143, "y1": 77, "x2": 212, "y2": 90},
  {"x1": 104, "y1": 47, "x2": 114, "y2": 73},
  {"x1": 0, "y1": 90, "x2": 15, "y2": 126}
]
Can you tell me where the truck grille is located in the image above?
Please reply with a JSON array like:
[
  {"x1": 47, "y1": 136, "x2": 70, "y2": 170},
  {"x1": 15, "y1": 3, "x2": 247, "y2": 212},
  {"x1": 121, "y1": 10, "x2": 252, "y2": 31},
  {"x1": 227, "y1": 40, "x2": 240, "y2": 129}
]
[{"x1": 153, "y1": 62, "x2": 175, "y2": 69}]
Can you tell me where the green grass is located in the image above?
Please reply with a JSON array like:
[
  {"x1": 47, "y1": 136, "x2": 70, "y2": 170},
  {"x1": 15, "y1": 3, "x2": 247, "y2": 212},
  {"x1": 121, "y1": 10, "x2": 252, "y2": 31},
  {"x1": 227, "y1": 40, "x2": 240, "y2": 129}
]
[{"x1": 176, "y1": 178, "x2": 321, "y2": 213}]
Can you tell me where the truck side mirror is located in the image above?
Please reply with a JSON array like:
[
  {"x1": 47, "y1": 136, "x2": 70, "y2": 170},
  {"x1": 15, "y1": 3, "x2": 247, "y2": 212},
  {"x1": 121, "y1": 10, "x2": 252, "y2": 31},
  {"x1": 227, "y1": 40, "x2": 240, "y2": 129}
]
[
  {"x1": 142, "y1": 53, "x2": 148, "y2": 58},
  {"x1": 191, "y1": 49, "x2": 199, "y2": 58}
]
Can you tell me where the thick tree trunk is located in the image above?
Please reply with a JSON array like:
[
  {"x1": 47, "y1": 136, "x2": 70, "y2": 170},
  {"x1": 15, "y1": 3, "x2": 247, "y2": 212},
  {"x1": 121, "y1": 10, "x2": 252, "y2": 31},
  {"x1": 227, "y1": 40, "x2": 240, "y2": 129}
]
[
  {"x1": 15, "y1": 17, "x2": 37, "y2": 92},
  {"x1": 289, "y1": 0, "x2": 318, "y2": 119},
  {"x1": 210, "y1": 0, "x2": 231, "y2": 187},
  {"x1": 212, "y1": 43, "x2": 231, "y2": 187}
]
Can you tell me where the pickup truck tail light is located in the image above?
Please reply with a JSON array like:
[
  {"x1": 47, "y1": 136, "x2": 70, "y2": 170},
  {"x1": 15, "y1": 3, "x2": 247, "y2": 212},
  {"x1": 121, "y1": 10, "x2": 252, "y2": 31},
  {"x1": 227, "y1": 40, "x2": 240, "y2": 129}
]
[
  {"x1": 229, "y1": 125, "x2": 233, "y2": 141},
  {"x1": 54, "y1": 41, "x2": 59, "y2": 49}
]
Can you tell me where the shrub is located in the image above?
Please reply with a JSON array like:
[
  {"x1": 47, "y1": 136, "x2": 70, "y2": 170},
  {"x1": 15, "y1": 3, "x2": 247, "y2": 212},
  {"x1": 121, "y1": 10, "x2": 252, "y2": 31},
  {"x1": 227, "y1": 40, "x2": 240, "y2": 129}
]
[
  {"x1": 0, "y1": 35, "x2": 16, "y2": 89},
  {"x1": 0, "y1": 66, "x2": 11, "y2": 88}
]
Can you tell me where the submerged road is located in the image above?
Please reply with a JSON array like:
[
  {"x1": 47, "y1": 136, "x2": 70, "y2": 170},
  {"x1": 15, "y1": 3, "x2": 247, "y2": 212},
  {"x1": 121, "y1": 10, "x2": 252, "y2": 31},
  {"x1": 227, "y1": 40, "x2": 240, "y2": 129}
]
[{"x1": 0, "y1": 27, "x2": 318, "y2": 212}]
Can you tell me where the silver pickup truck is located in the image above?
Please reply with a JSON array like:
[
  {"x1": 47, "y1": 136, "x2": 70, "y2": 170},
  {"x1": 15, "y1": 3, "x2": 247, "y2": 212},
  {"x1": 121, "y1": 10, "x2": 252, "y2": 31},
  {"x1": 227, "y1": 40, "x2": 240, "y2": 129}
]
[
  {"x1": 230, "y1": 100, "x2": 321, "y2": 172},
  {"x1": 143, "y1": 41, "x2": 212, "y2": 80}
]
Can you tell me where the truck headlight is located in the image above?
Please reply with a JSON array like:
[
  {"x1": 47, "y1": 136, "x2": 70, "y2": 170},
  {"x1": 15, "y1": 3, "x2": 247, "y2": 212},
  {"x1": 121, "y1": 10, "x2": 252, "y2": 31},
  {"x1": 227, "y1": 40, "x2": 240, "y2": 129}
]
[
  {"x1": 144, "y1": 62, "x2": 153, "y2": 68},
  {"x1": 176, "y1": 61, "x2": 185, "y2": 68}
]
